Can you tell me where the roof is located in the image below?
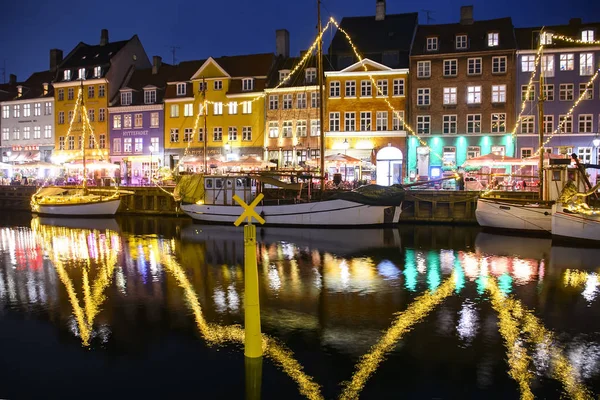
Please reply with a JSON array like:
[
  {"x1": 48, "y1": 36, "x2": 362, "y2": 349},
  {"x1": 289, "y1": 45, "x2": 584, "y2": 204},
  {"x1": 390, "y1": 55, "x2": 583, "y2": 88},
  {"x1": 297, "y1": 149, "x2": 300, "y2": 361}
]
[
  {"x1": 117, "y1": 63, "x2": 176, "y2": 106},
  {"x1": 265, "y1": 54, "x2": 334, "y2": 88},
  {"x1": 515, "y1": 21, "x2": 600, "y2": 50},
  {"x1": 0, "y1": 84, "x2": 20, "y2": 102},
  {"x1": 328, "y1": 12, "x2": 418, "y2": 68},
  {"x1": 411, "y1": 17, "x2": 516, "y2": 56},
  {"x1": 17, "y1": 70, "x2": 55, "y2": 100},
  {"x1": 163, "y1": 60, "x2": 206, "y2": 99},
  {"x1": 213, "y1": 53, "x2": 274, "y2": 77}
]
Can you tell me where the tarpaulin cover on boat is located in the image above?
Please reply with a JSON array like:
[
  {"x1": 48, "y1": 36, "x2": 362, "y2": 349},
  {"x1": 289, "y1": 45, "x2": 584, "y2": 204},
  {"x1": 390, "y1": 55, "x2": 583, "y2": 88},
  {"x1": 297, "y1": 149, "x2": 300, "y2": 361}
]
[
  {"x1": 174, "y1": 174, "x2": 205, "y2": 204},
  {"x1": 330, "y1": 184, "x2": 405, "y2": 206}
]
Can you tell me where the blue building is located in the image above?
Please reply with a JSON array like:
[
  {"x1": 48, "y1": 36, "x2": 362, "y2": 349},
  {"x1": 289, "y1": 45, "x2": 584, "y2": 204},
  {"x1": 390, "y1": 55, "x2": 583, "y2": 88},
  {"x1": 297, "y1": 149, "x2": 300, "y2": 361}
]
[{"x1": 515, "y1": 19, "x2": 600, "y2": 181}]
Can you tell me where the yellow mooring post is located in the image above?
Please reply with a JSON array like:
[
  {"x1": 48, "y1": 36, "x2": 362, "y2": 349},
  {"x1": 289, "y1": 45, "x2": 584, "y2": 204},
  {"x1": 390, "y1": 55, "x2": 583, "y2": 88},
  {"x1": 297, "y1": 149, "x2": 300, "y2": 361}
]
[{"x1": 233, "y1": 193, "x2": 266, "y2": 358}]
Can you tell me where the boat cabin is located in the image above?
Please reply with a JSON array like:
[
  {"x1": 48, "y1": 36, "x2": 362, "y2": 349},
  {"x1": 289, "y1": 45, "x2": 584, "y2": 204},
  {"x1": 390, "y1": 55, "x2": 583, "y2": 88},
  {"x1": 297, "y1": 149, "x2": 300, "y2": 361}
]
[
  {"x1": 203, "y1": 176, "x2": 257, "y2": 205},
  {"x1": 544, "y1": 162, "x2": 588, "y2": 201}
]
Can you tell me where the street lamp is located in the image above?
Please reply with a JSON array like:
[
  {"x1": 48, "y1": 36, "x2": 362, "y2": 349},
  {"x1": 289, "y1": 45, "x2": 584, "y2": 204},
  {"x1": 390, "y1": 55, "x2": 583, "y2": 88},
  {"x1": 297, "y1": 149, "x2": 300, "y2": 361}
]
[{"x1": 593, "y1": 133, "x2": 600, "y2": 147}]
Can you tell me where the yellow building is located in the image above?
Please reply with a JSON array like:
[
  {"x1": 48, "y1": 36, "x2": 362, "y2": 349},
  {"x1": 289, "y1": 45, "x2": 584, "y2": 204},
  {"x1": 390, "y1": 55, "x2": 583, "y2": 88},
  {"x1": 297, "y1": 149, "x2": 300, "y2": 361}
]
[
  {"x1": 324, "y1": 59, "x2": 408, "y2": 185},
  {"x1": 51, "y1": 30, "x2": 150, "y2": 165},
  {"x1": 163, "y1": 53, "x2": 274, "y2": 170}
]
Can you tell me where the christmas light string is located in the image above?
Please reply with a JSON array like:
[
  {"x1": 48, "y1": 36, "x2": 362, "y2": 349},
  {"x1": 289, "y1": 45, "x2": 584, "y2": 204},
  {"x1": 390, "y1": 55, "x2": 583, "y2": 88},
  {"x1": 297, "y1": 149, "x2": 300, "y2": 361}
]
[{"x1": 552, "y1": 34, "x2": 600, "y2": 46}]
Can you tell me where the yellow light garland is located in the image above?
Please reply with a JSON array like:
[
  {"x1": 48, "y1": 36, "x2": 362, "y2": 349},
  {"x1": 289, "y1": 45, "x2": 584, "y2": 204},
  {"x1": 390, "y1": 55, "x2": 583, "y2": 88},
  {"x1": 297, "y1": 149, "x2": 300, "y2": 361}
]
[{"x1": 552, "y1": 34, "x2": 600, "y2": 46}]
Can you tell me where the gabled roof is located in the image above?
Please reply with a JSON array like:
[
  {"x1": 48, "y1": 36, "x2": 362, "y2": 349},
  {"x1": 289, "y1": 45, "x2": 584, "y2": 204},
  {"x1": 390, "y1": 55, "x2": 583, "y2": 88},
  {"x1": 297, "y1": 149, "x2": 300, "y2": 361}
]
[
  {"x1": 339, "y1": 58, "x2": 392, "y2": 72},
  {"x1": 191, "y1": 57, "x2": 231, "y2": 80},
  {"x1": 265, "y1": 54, "x2": 333, "y2": 88},
  {"x1": 412, "y1": 17, "x2": 516, "y2": 56},
  {"x1": 0, "y1": 84, "x2": 19, "y2": 102},
  {"x1": 329, "y1": 12, "x2": 418, "y2": 68},
  {"x1": 215, "y1": 53, "x2": 274, "y2": 77},
  {"x1": 515, "y1": 21, "x2": 600, "y2": 50},
  {"x1": 17, "y1": 70, "x2": 55, "y2": 100},
  {"x1": 115, "y1": 63, "x2": 176, "y2": 106},
  {"x1": 165, "y1": 59, "x2": 206, "y2": 83}
]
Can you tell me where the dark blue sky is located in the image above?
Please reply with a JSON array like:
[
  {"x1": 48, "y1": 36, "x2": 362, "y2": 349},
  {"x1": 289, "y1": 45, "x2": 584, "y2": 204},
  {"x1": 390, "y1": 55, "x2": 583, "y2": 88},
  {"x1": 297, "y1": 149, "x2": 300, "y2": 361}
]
[{"x1": 1, "y1": 0, "x2": 599, "y2": 82}]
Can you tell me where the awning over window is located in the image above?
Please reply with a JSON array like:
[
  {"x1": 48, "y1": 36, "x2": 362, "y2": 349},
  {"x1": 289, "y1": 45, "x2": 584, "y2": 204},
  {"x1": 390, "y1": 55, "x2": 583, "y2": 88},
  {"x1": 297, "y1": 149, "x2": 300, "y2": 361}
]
[{"x1": 8, "y1": 151, "x2": 40, "y2": 163}]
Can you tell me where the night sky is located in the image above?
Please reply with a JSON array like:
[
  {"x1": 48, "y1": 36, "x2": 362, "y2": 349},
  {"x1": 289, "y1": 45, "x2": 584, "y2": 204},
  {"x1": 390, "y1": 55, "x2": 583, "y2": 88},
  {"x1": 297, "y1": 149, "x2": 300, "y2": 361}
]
[{"x1": 1, "y1": 0, "x2": 599, "y2": 82}]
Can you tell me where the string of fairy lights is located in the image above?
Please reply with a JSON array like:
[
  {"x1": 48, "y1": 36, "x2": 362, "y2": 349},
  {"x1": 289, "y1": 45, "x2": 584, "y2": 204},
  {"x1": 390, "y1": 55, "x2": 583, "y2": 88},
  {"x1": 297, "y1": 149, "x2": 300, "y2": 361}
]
[{"x1": 552, "y1": 34, "x2": 600, "y2": 46}]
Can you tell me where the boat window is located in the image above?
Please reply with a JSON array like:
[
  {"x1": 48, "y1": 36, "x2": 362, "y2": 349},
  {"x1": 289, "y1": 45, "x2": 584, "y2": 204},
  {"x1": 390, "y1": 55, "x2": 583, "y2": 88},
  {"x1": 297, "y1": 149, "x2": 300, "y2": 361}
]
[
  {"x1": 216, "y1": 179, "x2": 223, "y2": 188},
  {"x1": 552, "y1": 170, "x2": 561, "y2": 181},
  {"x1": 205, "y1": 179, "x2": 213, "y2": 189},
  {"x1": 236, "y1": 179, "x2": 243, "y2": 187},
  {"x1": 226, "y1": 179, "x2": 233, "y2": 187}
]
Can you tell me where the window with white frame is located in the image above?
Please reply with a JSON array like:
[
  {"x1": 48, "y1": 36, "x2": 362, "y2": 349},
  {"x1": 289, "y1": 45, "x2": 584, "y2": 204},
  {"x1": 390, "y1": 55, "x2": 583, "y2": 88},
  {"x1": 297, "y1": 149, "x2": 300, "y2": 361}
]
[
  {"x1": 134, "y1": 113, "x2": 142, "y2": 127},
  {"x1": 242, "y1": 101, "x2": 252, "y2": 114},
  {"x1": 377, "y1": 79, "x2": 388, "y2": 96},
  {"x1": 443, "y1": 59, "x2": 458, "y2": 76},
  {"x1": 296, "y1": 120, "x2": 307, "y2": 137},
  {"x1": 134, "y1": 137, "x2": 143, "y2": 152},
  {"x1": 99, "y1": 108, "x2": 105, "y2": 122},
  {"x1": 426, "y1": 37, "x2": 438, "y2": 51},
  {"x1": 268, "y1": 122, "x2": 279, "y2": 138},
  {"x1": 213, "y1": 127, "x2": 223, "y2": 141},
  {"x1": 305, "y1": 68, "x2": 316, "y2": 83},
  {"x1": 87, "y1": 86, "x2": 94, "y2": 98},
  {"x1": 540, "y1": 31, "x2": 553, "y2": 45},
  {"x1": 283, "y1": 94, "x2": 292, "y2": 109},
  {"x1": 578, "y1": 147, "x2": 592, "y2": 163},
  {"x1": 393, "y1": 79, "x2": 405, "y2": 96},
  {"x1": 176, "y1": 83, "x2": 186, "y2": 96},
  {"x1": 559, "y1": 84, "x2": 574, "y2": 101},
  {"x1": 68, "y1": 136, "x2": 74, "y2": 150},
  {"x1": 23, "y1": 127, "x2": 30, "y2": 139},
  {"x1": 492, "y1": 85, "x2": 506, "y2": 103},
  {"x1": 559, "y1": 115, "x2": 573, "y2": 133},
  {"x1": 93, "y1": 66, "x2": 101, "y2": 78},
  {"x1": 467, "y1": 114, "x2": 481, "y2": 134},
  {"x1": 491, "y1": 113, "x2": 506, "y2": 133},
  {"x1": 376, "y1": 111, "x2": 388, "y2": 131},
  {"x1": 269, "y1": 95, "x2": 278, "y2": 110},
  {"x1": 124, "y1": 138, "x2": 132, "y2": 152},
  {"x1": 112, "y1": 138, "x2": 121, "y2": 153},
  {"x1": 113, "y1": 115, "x2": 122, "y2": 129},
  {"x1": 467, "y1": 86, "x2": 481, "y2": 104},
  {"x1": 417, "y1": 88, "x2": 431, "y2": 105},
  {"x1": 88, "y1": 109, "x2": 95, "y2": 122},
  {"x1": 310, "y1": 120, "x2": 320, "y2": 136},
  {"x1": 44, "y1": 125, "x2": 51, "y2": 138},
  {"x1": 443, "y1": 115, "x2": 457, "y2": 134},
  {"x1": 360, "y1": 111, "x2": 371, "y2": 131},
  {"x1": 242, "y1": 78, "x2": 254, "y2": 91},
  {"x1": 543, "y1": 84, "x2": 554, "y2": 101},
  {"x1": 57, "y1": 89, "x2": 64, "y2": 101},
  {"x1": 279, "y1": 70, "x2": 290, "y2": 83},
  {"x1": 522, "y1": 84, "x2": 535, "y2": 101},
  {"x1": 580, "y1": 83, "x2": 594, "y2": 100},
  {"x1": 144, "y1": 90, "x2": 156, "y2": 104},
  {"x1": 64, "y1": 70, "x2": 71, "y2": 80},
  {"x1": 23, "y1": 104, "x2": 31, "y2": 117},
  {"x1": 521, "y1": 116, "x2": 535, "y2": 134},
  {"x1": 580, "y1": 53, "x2": 594, "y2": 76},
  {"x1": 442, "y1": 87, "x2": 457, "y2": 105},
  {"x1": 99, "y1": 134, "x2": 106, "y2": 149},
  {"x1": 579, "y1": 114, "x2": 593, "y2": 132},
  {"x1": 417, "y1": 61, "x2": 431, "y2": 78},
  {"x1": 282, "y1": 121, "x2": 292, "y2": 138},
  {"x1": 559, "y1": 53, "x2": 574, "y2": 71},
  {"x1": 58, "y1": 111, "x2": 64, "y2": 124},
  {"x1": 521, "y1": 148, "x2": 533, "y2": 158},
  {"x1": 43, "y1": 101, "x2": 51, "y2": 115},
  {"x1": 184, "y1": 103, "x2": 194, "y2": 117},
  {"x1": 68, "y1": 110, "x2": 73, "y2": 123},
  {"x1": 345, "y1": 80, "x2": 356, "y2": 97},
  {"x1": 443, "y1": 147, "x2": 457, "y2": 167},
  {"x1": 330, "y1": 81, "x2": 340, "y2": 97},
  {"x1": 228, "y1": 126, "x2": 238, "y2": 141},
  {"x1": 228, "y1": 102, "x2": 237, "y2": 115},
  {"x1": 543, "y1": 115, "x2": 554, "y2": 134},
  {"x1": 467, "y1": 146, "x2": 481, "y2": 159},
  {"x1": 123, "y1": 114, "x2": 132, "y2": 128},
  {"x1": 34, "y1": 103, "x2": 41, "y2": 116},
  {"x1": 78, "y1": 68, "x2": 86, "y2": 80},
  {"x1": 2, "y1": 105, "x2": 8, "y2": 118},
  {"x1": 581, "y1": 30, "x2": 595, "y2": 42},
  {"x1": 213, "y1": 102, "x2": 223, "y2": 115},
  {"x1": 297, "y1": 93, "x2": 307, "y2": 109},
  {"x1": 467, "y1": 58, "x2": 482, "y2": 75},
  {"x1": 344, "y1": 112, "x2": 355, "y2": 131},
  {"x1": 522, "y1": 55, "x2": 535, "y2": 72},
  {"x1": 283, "y1": 150, "x2": 293, "y2": 166},
  {"x1": 169, "y1": 104, "x2": 178, "y2": 117},
  {"x1": 361, "y1": 80, "x2": 372, "y2": 97},
  {"x1": 13, "y1": 105, "x2": 20, "y2": 118},
  {"x1": 417, "y1": 115, "x2": 430, "y2": 134},
  {"x1": 98, "y1": 85, "x2": 105, "y2": 97},
  {"x1": 456, "y1": 35, "x2": 467, "y2": 49},
  {"x1": 488, "y1": 32, "x2": 499, "y2": 46},
  {"x1": 214, "y1": 80, "x2": 223, "y2": 90},
  {"x1": 392, "y1": 111, "x2": 404, "y2": 130},
  {"x1": 242, "y1": 126, "x2": 252, "y2": 141},
  {"x1": 34, "y1": 126, "x2": 41, "y2": 139},
  {"x1": 311, "y1": 92, "x2": 320, "y2": 108},
  {"x1": 542, "y1": 55, "x2": 555, "y2": 77},
  {"x1": 3, "y1": 128, "x2": 11, "y2": 140},
  {"x1": 329, "y1": 112, "x2": 340, "y2": 131}
]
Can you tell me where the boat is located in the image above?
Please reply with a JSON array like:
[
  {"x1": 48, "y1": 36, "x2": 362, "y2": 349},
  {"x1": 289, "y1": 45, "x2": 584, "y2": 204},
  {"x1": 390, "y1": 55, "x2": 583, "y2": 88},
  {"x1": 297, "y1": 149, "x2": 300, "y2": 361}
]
[{"x1": 30, "y1": 83, "x2": 130, "y2": 217}]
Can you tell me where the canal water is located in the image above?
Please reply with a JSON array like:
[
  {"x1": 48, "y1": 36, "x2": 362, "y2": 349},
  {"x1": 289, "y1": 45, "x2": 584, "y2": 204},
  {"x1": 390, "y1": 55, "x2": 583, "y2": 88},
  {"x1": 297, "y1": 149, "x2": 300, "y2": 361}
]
[{"x1": 0, "y1": 213, "x2": 599, "y2": 399}]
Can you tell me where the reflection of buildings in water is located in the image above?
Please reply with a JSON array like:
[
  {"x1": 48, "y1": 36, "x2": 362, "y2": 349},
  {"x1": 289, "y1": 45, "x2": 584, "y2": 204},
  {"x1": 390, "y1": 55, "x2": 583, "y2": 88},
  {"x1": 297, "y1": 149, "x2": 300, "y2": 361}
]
[{"x1": 475, "y1": 232, "x2": 552, "y2": 260}]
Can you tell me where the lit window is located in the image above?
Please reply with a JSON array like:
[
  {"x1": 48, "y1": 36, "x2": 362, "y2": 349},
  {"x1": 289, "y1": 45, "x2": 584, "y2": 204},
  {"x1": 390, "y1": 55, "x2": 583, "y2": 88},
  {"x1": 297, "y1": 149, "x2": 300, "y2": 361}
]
[
  {"x1": 492, "y1": 85, "x2": 506, "y2": 103},
  {"x1": 540, "y1": 32, "x2": 553, "y2": 45},
  {"x1": 94, "y1": 66, "x2": 101, "y2": 77},
  {"x1": 443, "y1": 87, "x2": 457, "y2": 105},
  {"x1": 580, "y1": 53, "x2": 594, "y2": 76},
  {"x1": 78, "y1": 68, "x2": 86, "y2": 80},
  {"x1": 467, "y1": 86, "x2": 481, "y2": 104},
  {"x1": 488, "y1": 32, "x2": 499, "y2": 46},
  {"x1": 228, "y1": 102, "x2": 238, "y2": 115},
  {"x1": 279, "y1": 70, "x2": 290, "y2": 83},
  {"x1": 521, "y1": 55, "x2": 535, "y2": 72},
  {"x1": 581, "y1": 30, "x2": 594, "y2": 42},
  {"x1": 64, "y1": 70, "x2": 71, "y2": 80},
  {"x1": 560, "y1": 54, "x2": 574, "y2": 71}
]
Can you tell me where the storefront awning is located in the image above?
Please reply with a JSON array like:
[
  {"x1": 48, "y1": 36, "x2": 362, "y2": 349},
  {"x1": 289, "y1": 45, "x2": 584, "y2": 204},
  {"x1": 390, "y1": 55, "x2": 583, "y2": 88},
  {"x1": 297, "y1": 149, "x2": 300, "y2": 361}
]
[{"x1": 7, "y1": 151, "x2": 40, "y2": 163}]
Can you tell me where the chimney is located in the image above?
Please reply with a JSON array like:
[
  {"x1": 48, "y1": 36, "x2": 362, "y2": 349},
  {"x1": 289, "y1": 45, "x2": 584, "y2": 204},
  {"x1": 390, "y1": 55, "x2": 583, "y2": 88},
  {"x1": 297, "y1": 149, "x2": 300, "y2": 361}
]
[
  {"x1": 9, "y1": 74, "x2": 16, "y2": 85},
  {"x1": 569, "y1": 18, "x2": 582, "y2": 25},
  {"x1": 460, "y1": 5, "x2": 474, "y2": 25},
  {"x1": 376, "y1": 0, "x2": 386, "y2": 21},
  {"x1": 275, "y1": 29, "x2": 290, "y2": 58},
  {"x1": 43, "y1": 83, "x2": 49, "y2": 96},
  {"x1": 152, "y1": 56, "x2": 162, "y2": 75},
  {"x1": 50, "y1": 49, "x2": 63, "y2": 72},
  {"x1": 100, "y1": 29, "x2": 109, "y2": 46}
]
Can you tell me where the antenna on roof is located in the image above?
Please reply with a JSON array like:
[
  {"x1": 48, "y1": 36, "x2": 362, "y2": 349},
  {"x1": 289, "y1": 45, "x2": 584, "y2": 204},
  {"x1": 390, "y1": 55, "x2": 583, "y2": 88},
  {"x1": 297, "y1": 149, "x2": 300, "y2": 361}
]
[
  {"x1": 168, "y1": 46, "x2": 181, "y2": 65},
  {"x1": 421, "y1": 9, "x2": 435, "y2": 24}
]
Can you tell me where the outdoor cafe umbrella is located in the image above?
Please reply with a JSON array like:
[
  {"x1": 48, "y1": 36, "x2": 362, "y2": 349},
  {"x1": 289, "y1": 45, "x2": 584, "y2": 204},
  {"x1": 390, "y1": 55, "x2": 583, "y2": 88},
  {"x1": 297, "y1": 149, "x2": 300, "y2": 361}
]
[
  {"x1": 15, "y1": 161, "x2": 60, "y2": 169},
  {"x1": 222, "y1": 156, "x2": 275, "y2": 169},
  {"x1": 520, "y1": 152, "x2": 566, "y2": 166},
  {"x1": 461, "y1": 153, "x2": 523, "y2": 168}
]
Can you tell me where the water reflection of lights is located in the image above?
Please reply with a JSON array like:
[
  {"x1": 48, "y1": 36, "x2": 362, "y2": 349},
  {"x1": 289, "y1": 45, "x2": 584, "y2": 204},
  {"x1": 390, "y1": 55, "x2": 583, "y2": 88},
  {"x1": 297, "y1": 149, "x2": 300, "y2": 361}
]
[
  {"x1": 564, "y1": 270, "x2": 600, "y2": 303},
  {"x1": 268, "y1": 264, "x2": 282, "y2": 292},
  {"x1": 457, "y1": 300, "x2": 478, "y2": 345},
  {"x1": 376, "y1": 260, "x2": 400, "y2": 280},
  {"x1": 568, "y1": 341, "x2": 600, "y2": 381}
]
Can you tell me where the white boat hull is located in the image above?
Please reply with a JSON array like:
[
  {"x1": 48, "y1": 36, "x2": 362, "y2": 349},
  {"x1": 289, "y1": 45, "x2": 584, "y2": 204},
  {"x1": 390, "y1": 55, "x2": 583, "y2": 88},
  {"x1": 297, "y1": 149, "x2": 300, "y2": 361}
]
[
  {"x1": 181, "y1": 199, "x2": 402, "y2": 227},
  {"x1": 475, "y1": 199, "x2": 552, "y2": 233},
  {"x1": 552, "y1": 203, "x2": 600, "y2": 242},
  {"x1": 34, "y1": 198, "x2": 121, "y2": 217}
]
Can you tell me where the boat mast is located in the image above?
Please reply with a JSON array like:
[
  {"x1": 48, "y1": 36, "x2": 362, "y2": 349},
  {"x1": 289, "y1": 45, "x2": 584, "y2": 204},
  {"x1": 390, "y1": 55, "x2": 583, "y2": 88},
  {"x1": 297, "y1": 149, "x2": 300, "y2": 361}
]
[
  {"x1": 80, "y1": 81, "x2": 88, "y2": 194},
  {"x1": 537, "y1": 45, "x2": 545, "y2": 201},
  {"x1": 317, "y1": 0, "x2": 326, "y2": 192},
  {"x1": 202, "y1": 76, "x2": 208, "y2": 173}
]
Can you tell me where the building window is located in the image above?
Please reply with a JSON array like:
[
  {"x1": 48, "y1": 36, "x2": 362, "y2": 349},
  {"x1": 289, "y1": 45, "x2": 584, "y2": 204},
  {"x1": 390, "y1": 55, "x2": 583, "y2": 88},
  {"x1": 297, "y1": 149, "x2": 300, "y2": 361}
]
[
  {"x1": 183, "y1": 128, "x2": 194, "y2": 143},
  {"x1": 121, "y1": 92, "x2": 132, "y2": 105},
  {"x1": 393, "y1": 79, "x2": 405, "y2": 96},
  {"x1": 134, "y1": 113, "x2": 143, "y2": 127},
  {"x1": 491, "y1": 113, "x2": 506, "y2": 133},
  {"x1": 98, "y1": 85, "x2": 105, "y2": 97},
  {"x1": 227, "y1": 102, "x2": 237, "y2": 115},
  {"x1": 559, "y1": 53, "x2": 574, "y2": 71},
  {"x1": 296, "y1": 120, "x2": 307, "y2": 137},
  {"x1": 13, "y1": 105, "x2": 20, "y2": 118},
  {"x1": 64, "y1": 70, "x2": 71, "y2": 80},
  {"x1": 1, "y1": 105, "x2": 8, "y2": 118},
  {"x1": 581, "y1": 30, "x2": 595, "y2": 42},
  {"x1": 144, "y1": 90, "x2": 156, "y2": 104},
  {"x1": 467, "y1": 58, "x2": 482, "y2": 75},
  {"x1": 305, "y1": 68, "x2": 316, "y2": 83},
  {"x1": 58, "y1": 89, "x2": 64, "y2": 101},
  {"x1": 392, "y1": 111, "x2": 404, "y2": 130},
  {"x1": 58, "y1": 111, "x2": 64, "y2": 124},
  {"x1": 268, "y1": 122, "x2": 279, "y2": 138},
  {"x1": 578, "y1": 147, "x2": 592, "y2": 164},
  {"x1": 78, "y1": 68, "x2": 86, "y2": 80},
  {"x1": 467, "y1": 114, "x2": 482, "y2": 134},
  {"x1": 169, "y1": 128, "x2": 179, "y2": 143},
  {"x1": 417, "y1": 88, "x2": 430, "y2": 106},
  {"x1": 133, "y1": 137, "x2": 142, "y2": 152},
  {"x1": 580, "y1": 83, "x2": 594, "y2": 100},
  {"x1": 344, "y1": 112, "x2": 355, "y2": 131},
  {"x1": 283, "y1": 94, "x2": 292, "y2": 109},
  {"x1": 360, "y1": 80, "x2": 372, "y2": 97},
  {"x1": 580, "y1": 53, "x2": 594, "y2": 76},
  {"x1": 443, "y1": 59, "x2": 458, "y2": 76},
  {"x1": 543, "y1": 84, "x2": 554, "y2": 101},
  {"x1": 112, "y1": 138, "x2": 121, "y2": 153},
  {"x1": 176, "y1": 83, "x2": 186, "y2": 96},
  {"x1": 443, "y1": 115, "x2": 457, "y2": 134},
  {"x1": 521, "y1": 148, "x2": 533, "y2": 158},
  {"x1": 329, "y1": 112, "x2": 340, "y2": 132},
  {"x1": 58, "y1": 136, "x2": 65, "y2": 150},
  {"x1": 283, "y1": 150, "x2": 293, "y2": 166},
  {"x1": 124, "y1": 138, "x2": 132, "y2": 152},
  {"x1": 456, "y1": 35, "x2": 467, "y2": 49},
  {"x1": 521, "y1": 116, "x2": 535, "y2": 134},
  {"x1": 310, "y1": 120, "x2": 320, "y2": 136},
  {"x1": 311, "y1": 92, "x2": 320, "y2": 108},
  {"x1": 68, "y1": 111, "x2": 73, "y2": 123},
  {"x1": 113, "y1": 115, "x2": 122, "y2": 129},
  {"x1": 68, "y1": 136, "x2": 74, "y2": 150},
  {"x1": 297, "y1": 93, "x2": 307, "y2": 109},
  {"x1": 345, "y1": 80, "x2": 356, "y2": 97},
  {"x1": 360, "y1": 111, "x2": 371, "y2": 131},
  {"x1": 417, "y1": 61, "x2": 431, "y2": 78},
  {"x1": 579, "y1": 114, "x2": 593, "y2": 133},
  {"x1": 99, "y1": 108, "x2": 105, "y2": 122},
  {"x1": 522, "y1": 85, "x2": 535, "y2": 101},
  {"x1": 94, "y1": 66, "x2": 101, "y2": 78},
  {"x1": 23, "y1": 127, "x2": 30, "y2": 139},
  {"x1": 559, "y1": 115, "x2": 573, "y2": 133},
  {"x1": 426, "y1": 37, "x2": 438, "y2": 51},
  {"x1": 521, "y1": 55, "x2": 535, "y2": 72},
  {"x1": 282, "y1": 122, "x2": 292, "y2": 138},
  {"x1": 242, "y1": 101, "x2": 252, "y2": 114},
  {"x1": 1, "y1": 128, "x2": 8, "y2": 140},
  {"x1": 123, "y1": 114, "x2": 132, "y2": 128},
  {"x1": 196, "y1": 128, "x2": 203, "y2": 142},
  {"x1": 488, "y1": 32, "x2": 499, "y2": 46},
  {"x1": 214, "y1": 80, "x2": 223, "y2": 90},
  {"x1": 23, "y1": 104, "x2": 31, "y2": 117},
  {"x1": 242, "y1": 78, "x2": 254, "y2": 91},
  {"x1": 242, "y1": 126, "x2": 252, "y2": 141},
  {"x1": 417, "y1": 115, "x2": 430, "y2": 134},
  {"x1": 376, "y1": 111, "x2": 388, "y2": 131},
  {"x1": 99, "y1": 134, "x2": 106, "y2": 149},
  {"x1": 89, "y1": 133, "x2": 96, "y2": 150},
  {"x1": 88, "y1": 109, "x2": 95, "y2": 122},
  {"x1": 150, "y1": 112, "x2": 159, "y2": 128},
  {"x1": 559, "y1": 84, "x2": 574, "y2": 101},
  {"x1": 492, "y1": 56, "x2": 507, "y2": 74},
  {"x1": 44, "y1": 125, "x2": 51, "y2": 138},
  {"x1": 34, "y1": 126, "x2": 41, "y2": 139},
  {"x1": 213, "y1": 102, "x2": 223, "y2": 115},
  {"x1": 540, "y1": 31, "x2": 553, "y2": 45},
  {"x1": 377, "y1": 79, "x2": 388, "y2": 96},
  {"x1": 88, "y1": 86, "x2": 95, "y2": 98},
  {"x1": 269, "y1": 95, "x2": 278, "y2": 110},
  {"x1": 543, "y1": 115, "x2": 554, "y2": 134},
  {"x1": 330, "y1": 81, "x2": 340, "y2": 97},
  {"x1": 542, "y1": 55, "x2": 554, "y2": 77},
  {"x1": 467, "y1": 146, "x2": 481, "y2": 159},
  {"x1": 34, "y1": 103, "x2": 41, "y2": 116},
  {"x1": 467, "y1": 86, "x2": 481, "y2": 104},
  {"x1": 492, "y1": 85, "x2": 506, "y2": 103},
  {"x1": 68, "y1": 88, "x2": 74, "y2": 100},
  {"x1": 279, "y1": 70, "x2": 289, "y2": 83}
]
